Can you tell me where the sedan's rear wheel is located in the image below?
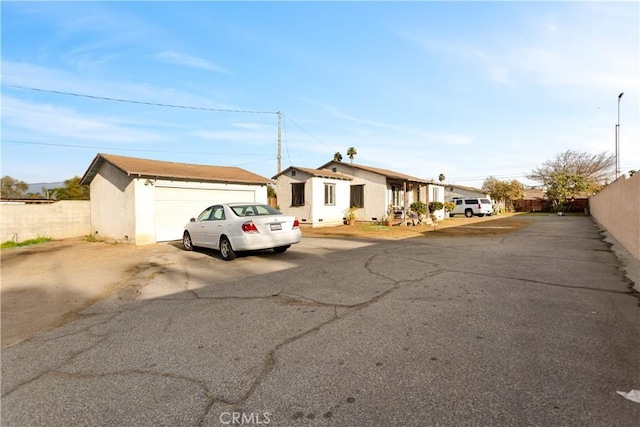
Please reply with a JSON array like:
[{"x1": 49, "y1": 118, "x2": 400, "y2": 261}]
[
  {"x1": 183, "y1": 231, "x2": 194, "y2": 251},
  {"x1": 273, "y1": 245, "x2": 290, "y2": 254},
  {"x1": 465, "y1": 209, "x2": 473, "y2": 218},
  {"x1": 219, "y1": 236, "x2": 236, "y2": 261}
]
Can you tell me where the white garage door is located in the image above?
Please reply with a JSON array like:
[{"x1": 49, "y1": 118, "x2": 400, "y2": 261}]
[{"x1": 155, "y1": 187, "x2": 256, "y2": 242}]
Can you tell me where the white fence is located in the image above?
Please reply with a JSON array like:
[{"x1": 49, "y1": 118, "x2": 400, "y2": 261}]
[
  {"x1": 0, "y1": 200, "x2": 90, "y2": 243},
  {"x1": 589, "y1": 174, "x2": 639, "y2": 260}
]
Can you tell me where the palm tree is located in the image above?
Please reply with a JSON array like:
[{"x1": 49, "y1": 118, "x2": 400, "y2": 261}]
[
  {"x1": 438, "y1": 173, "x2": 446, "y2": 183},
  {"x1": 346, "y1": 147, "x2": 357, "y2": 163},
  {"x1": 333, "y1": 152, "x2": 343, "y2": 162}
]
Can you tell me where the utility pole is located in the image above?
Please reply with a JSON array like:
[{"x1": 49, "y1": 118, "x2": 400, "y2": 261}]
[
  {"x1": 277, "y1": 111, "x2": 282, "y2": 174},
  {"x1": 615, "y1": 93, "x2": 623, "y2": 179}
]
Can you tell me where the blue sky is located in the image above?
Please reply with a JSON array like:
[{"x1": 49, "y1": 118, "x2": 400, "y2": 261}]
[{"x1": 2, "y1": 1, "x2": 639, "y2": 189}]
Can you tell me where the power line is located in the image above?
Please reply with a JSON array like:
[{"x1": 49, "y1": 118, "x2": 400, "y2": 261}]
[
  {"x1": 282, "y1": 113, "x2": 336, "y2": 153},
  {"x1": 10, "y1": 85, "x2": 278, "y2": 115},
  {"x1": 2, "y1": 139, "x2": 270, "y2": 157},
  {"x1": 282, "y1": 116, "x2": 293, "y2": 167}
]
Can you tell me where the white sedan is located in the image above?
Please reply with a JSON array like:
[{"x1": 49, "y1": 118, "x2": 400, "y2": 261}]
[{"x1": 182, "y1": 203, "x2": 302, "y2": 260}]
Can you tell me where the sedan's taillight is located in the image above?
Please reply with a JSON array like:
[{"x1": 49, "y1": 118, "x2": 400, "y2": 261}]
[
  {"x1": 293, "y1": 219, "x2": 300, "y2": 228},
  {"x1": 242, "y1": 221, "x2": 259, "y2": 233}
]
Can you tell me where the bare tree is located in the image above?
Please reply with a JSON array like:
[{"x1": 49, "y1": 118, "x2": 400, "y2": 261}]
[
  {"x1": 527, "y1": 150, "x2": 614, "y2": 209},
  {"x1": 528, "y1": 150, "x2": 614, "y2": 187}
]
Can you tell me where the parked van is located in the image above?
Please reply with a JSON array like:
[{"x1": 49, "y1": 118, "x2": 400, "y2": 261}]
[{"x1": 449, "y1": 198, "x2": 493, "y2": 217}]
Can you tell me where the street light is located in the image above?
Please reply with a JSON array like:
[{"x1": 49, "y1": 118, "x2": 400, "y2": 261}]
[{"x1": 616, "y1": 92, "x2": 624, "y2": 179}]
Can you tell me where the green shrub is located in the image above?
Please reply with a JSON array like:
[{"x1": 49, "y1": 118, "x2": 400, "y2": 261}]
[
  {"x1": 410, "y1": 201, "x2": 427, "y2": 216},
  {"x1": 428, "y1": 201, "x2": 444, "y2": 213}
]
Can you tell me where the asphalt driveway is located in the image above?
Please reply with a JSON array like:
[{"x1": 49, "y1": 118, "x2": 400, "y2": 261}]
[{"x1": 2, "y1": 215, "x2": 639, "y2": 426}]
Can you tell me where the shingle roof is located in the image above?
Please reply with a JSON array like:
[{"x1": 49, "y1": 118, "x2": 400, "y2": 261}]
[
  {"x1": 318, "y1": 161, "x2": 436, "y2": 184},
  {"x1": 272, "y1": 166, "x2": 352, "y2": 181},
  {"x1": 444, "y1": 183, "x2": 486, "y2": 193},
  {"x1": 80, "y1": 153, "x2": 272, "y2": 186}
]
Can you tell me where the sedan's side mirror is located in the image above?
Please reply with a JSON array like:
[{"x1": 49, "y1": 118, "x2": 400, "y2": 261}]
[{"x1": 190, "y1": 218, "x2": 196, "y2": 222}]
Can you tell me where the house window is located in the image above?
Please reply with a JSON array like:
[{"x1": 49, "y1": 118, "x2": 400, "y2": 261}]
[
  {"x1": 432, "y1": 187, "x2": 439, "y2": 201},
  {"x1": 291, "y1": 183, "x2": 305, "y2": 206},
  {"x1": 324, "y1": 183, "x2": 335, "y2": 206},
  {"x1": 392, "y1": 185, "x2": 401, "y2": 206},
  {"x1": 350, "y1": 185, "x2": 364, "y2": 208}
]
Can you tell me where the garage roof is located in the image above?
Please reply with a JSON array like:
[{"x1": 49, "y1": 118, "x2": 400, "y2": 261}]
[{"x1": 80, "y1": 153, "x2": 273, "y2": 186}]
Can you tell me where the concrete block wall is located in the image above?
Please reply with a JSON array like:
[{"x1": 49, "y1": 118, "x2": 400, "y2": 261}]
[
  {"x1": 589, "y1": 173, "x2": 639, "y2": 260},
  {"x1": 0, "y1": 200, "x2": 90, "y2": 243}
]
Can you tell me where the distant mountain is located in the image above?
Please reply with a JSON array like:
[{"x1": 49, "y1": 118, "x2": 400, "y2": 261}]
[{"x1": 26, "y1": 182, "x2": 65, "y2": 197}]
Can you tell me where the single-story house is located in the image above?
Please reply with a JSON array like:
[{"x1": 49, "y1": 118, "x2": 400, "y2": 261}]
[
  {"x1": 271, "y1": 166, "x2": 353, "y2": 227},
  {"x1": 444, "y1": 184, "x2": 490, "y2": 200},
  {"x1": 274, "y1": 161, "x2": 445, "y2": 226},
  {"x1": 80, "y1": 153, "x2": 272, "y2": 244}
]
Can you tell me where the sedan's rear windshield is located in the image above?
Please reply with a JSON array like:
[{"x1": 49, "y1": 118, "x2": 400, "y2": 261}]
[
  {"x1": 230, "y1": 204, "x2": 282, "y2": 217},
  {"x1": 480, "y1": 199, "x2": 491, "y2": 204}
]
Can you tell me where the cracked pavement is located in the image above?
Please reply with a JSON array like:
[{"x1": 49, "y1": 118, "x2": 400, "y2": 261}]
[{"x1": 2, "y1": 215, "x2": 639, "y2": 426}]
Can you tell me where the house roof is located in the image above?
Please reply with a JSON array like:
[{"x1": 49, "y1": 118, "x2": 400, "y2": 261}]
[
  {"x1": 272, "y1": 166, "x2": 352, "y2": 181},
  {"x1": 318, "y1": 161, "x2": 437, "y2": 185},
  {"x1": 444, "y1": 183, "x2": 486, "y2": 194},
  {"x1": 522, "y1": 188, "x2": 546, "y2": 200},
  {"x1": 80, "y1": 153, "x2": 273, "y2": 186}
]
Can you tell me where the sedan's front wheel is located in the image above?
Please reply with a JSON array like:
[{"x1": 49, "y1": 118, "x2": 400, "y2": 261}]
[
  {"x1": 219, "y1": 236, "x2": 236, "y2": 261},
  {"x1": 183, "y1": 231, "x2": 194, "y2": 251}
]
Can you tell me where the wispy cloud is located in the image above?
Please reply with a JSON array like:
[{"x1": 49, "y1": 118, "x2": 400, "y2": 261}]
[
  {"x1": 399, "y1": 3, "x2": 639, "y2": 90},
  {"x1": 155, "y1": 50, "x2": 230, "y2": 74},
  {"x1": 314, "y1": 102, "x2": 472, "y2": 145},
  {"x1": 2, "y1": 96, "x2": 168, "y2": 144},
  {"x1": 2, "y1": 61, "x2": 237, "y2": 110}
]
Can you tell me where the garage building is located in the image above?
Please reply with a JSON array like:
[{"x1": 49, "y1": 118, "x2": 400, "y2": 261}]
[{"x1": 80, "y1": 153, "x2": 272, "y2": 244}]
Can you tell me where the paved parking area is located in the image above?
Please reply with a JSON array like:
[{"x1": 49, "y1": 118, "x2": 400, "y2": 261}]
[{"x1": 2, "y1": 216, "x2": 639, "y2": 426}]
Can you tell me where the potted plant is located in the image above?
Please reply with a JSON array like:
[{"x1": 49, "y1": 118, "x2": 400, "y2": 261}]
[
  {"x1": 409, "y1": 201, "x2": 427, "y2": 225},
  {"x1": 384, "y1": 205, "x2": 396, "y2": 226},
  {"x1": 344, "y1": 206, "x2": 357, "y2": 225},
  {"x1": 428, "y1": 201, "x2": 444, "y2": 222}
]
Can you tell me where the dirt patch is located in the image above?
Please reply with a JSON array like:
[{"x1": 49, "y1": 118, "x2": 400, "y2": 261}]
[
  {"x1": 1, "y1": 237, "x2": 160, "y2": 348},
  {"x1": 301, "y1": 215, "x2": 532, "y2": 240}
]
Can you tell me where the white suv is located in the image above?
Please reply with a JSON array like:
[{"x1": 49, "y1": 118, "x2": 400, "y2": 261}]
[{"x1": 449, "y1": 198, "x2": 493, "y2": 217}]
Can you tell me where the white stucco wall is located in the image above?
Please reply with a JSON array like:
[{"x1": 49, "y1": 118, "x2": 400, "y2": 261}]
[
  {"x1": 89, "y1": 162, "x2": 136, "y2": 243},
  {"x1": 309, "y1": 178, "x2": 351, "y2": 227},
  {"x1": 133, "y1": 178, "x2": 157, "y2": 245},
  {"x1": 276, "y1": 170, "x2": 313, "y2": 224},
  {"x1": 328, "y1": 164, "x2": 388, "y2": 221},
  {"x1": 276, "y1": 170, "x2": 350, "y2": 227},
  {"x1": 445, "y1": 186, "x2": 488, "y2": 200},
  {"x1": 426, "y1": 184, "x2": 446, "y2": 220}
]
